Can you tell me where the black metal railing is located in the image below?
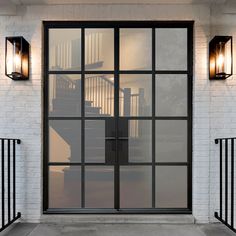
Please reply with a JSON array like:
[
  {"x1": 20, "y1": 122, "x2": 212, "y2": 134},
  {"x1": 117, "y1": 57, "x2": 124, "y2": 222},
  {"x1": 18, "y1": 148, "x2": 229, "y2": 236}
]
[
  {"x1": 0, "y1": 138, "x2": 21, "y2": 232},
  {"x1": 215, "y1": 137, "x2": 235, "y2": 233},
  {"x1": 85, "y1": 75, "x2": 115, "y2": 116}
]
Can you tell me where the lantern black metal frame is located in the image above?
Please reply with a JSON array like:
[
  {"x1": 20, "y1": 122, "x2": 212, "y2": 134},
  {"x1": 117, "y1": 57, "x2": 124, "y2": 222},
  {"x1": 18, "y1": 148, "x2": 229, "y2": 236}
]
[
  {"x1": 209, "y1": 36, "x2": 233, "y2": 80},
  {"x1": 5, "y1": 36, "x2": 30, "y2": 81}
]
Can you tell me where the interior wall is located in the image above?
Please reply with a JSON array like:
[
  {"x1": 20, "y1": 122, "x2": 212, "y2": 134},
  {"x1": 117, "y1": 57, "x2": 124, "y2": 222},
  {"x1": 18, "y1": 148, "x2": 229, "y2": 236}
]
[{"x1": 0, "y1": 3, "x2": 211, "y2": 223}]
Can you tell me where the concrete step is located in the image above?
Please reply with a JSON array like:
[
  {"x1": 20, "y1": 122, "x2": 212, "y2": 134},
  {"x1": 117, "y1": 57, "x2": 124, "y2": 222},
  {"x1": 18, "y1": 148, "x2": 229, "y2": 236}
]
[
  {"x1": 40, "y1": 215, "x2": 195, "y2": 224},
  {"x1": 53, "y1": 97, "x2": 93, "y2": 106},
  {"x1": 85, "y1": 106, "x2": 101, "y2": 114},
  {"x1": 85, "y1": 112, "x2": 111, "y2": 117}
]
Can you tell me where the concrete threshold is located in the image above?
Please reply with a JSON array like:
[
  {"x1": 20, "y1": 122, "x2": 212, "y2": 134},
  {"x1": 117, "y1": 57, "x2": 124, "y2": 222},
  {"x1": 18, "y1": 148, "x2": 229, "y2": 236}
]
[{"x1": 40, "y1": 214, "x2": 195, "y2": 224}]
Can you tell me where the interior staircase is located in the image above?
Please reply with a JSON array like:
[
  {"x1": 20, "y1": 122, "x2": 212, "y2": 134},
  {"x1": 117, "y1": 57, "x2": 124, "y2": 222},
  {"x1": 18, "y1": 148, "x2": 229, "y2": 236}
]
[{"x1": 49, "y1": 73, "x2": 150, "y2": 165}]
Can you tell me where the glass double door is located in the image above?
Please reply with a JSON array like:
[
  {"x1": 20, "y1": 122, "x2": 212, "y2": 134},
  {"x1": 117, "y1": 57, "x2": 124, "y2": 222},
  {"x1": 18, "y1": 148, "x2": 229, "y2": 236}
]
[{"x1": 45, "y1": 22, "x2": 192, "y2": 213}]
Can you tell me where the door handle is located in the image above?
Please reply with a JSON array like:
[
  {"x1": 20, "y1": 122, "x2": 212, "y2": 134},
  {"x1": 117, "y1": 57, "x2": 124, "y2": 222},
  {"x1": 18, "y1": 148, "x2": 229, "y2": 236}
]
[{"x1": 105, "y1": 137, "x2": 116, "y2": 140}]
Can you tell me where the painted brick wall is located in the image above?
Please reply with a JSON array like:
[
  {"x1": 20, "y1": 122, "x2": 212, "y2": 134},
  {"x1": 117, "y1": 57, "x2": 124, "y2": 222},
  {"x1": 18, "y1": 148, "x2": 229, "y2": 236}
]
[
  {"x1": 0, "y1": 3, "x2": 213, "y2": 223},
  {"x1": 209, "y1": 5, "x2": 236, "y2": 225}
]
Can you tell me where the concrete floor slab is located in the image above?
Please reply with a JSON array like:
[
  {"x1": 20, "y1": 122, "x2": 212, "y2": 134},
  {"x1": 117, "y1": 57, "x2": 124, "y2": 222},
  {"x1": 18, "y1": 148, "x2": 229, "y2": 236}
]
[{"x1": 1, "y1": 223, "x2": 235, "y2": 236}]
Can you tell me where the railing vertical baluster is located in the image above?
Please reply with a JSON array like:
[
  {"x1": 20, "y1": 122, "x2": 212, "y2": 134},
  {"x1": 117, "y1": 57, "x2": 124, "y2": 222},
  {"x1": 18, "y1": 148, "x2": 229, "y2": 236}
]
[
  {"x1": 225, "y1": 139, "x2": 228, "y2": 224},
  {"x1": 103, "y1": 79, "x2": 104, "y2": 114},
  {"x1": 88, "y1": 76, "x2": 89, "y2": 102},
  {"x1": 1, "y1": 139, "x2": 4, "y2": 228},
  {"x1": 96, "y1": 77, "x2": 98, "y2": 107},
  {"x1": 220, "y1": 139, "x2": 223, "y2": 218},
  {"x1": 215, "y1": 137, "x2": 236, "y2": 233},
  {"x1": 231, "y1": 138, "x2": 234, "y2": 228},
  {"x1": 93, "y1": 77, "x2": 95, "y2": 108},
  {"x1": 7, "y1": 140, "x2": 10, "y2": 223},
  {"x1": 100, "y1": 78, "x2": 102, "y2": 114},
  {"x1": 101, "y1": 79, "x2": 103, "y2": 114},
  {"x1": 104, "y1": 80, "x2": 106, "y2": 114},
  {"x1": 0, "y1": 138, "x2": 21, "y2": 233},
  {"x1": 109, "y1": 85, "x2": 111, "y2": 115},
  {"x1": 13, "y1": 140, "x2": 16, "y2": 218},
  {"x1": 99, "y1": 77, "x2": 101, "y2": 114}
]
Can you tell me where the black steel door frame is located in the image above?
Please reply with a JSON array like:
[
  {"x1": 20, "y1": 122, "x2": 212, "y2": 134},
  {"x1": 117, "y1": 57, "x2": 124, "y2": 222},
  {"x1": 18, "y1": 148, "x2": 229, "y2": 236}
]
[{"x1": 43, "y1": 21, "x2": 193, "y2": 214}]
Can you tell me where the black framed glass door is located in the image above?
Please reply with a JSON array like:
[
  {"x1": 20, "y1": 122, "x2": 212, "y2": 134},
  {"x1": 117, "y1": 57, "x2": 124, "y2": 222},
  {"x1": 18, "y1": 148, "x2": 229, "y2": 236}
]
[{"x1": 44, "y1": 21, "x2": 193, "y2": 213}]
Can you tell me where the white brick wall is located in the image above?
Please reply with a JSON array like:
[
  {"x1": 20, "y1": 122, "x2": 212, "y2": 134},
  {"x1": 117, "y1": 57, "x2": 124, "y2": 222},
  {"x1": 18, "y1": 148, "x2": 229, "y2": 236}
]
[
  {"x1": 0, "y1": 3, "x2": 225, "y2": 223},
  {"x1": 209, "y1": 4, "x2": 236, "y2": 224}
]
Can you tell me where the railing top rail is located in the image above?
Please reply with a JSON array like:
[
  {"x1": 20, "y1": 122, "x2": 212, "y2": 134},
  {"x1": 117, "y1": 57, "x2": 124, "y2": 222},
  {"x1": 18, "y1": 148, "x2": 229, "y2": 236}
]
[
  {"x1": 85, "y1": 75, "x2": 125, "y2": 93},
  {"x1": 215, "y1": 137, "x2": 236, "y2": 144},
  {"x1": 57, "y1": 74, "x2": 77, "y2": 85},
  {"x1": 57, "y1": 73, "x2": 126, "y2": 94},
  {"x1": 0, "y1": 138, "x2": 21, "y2": 144}
]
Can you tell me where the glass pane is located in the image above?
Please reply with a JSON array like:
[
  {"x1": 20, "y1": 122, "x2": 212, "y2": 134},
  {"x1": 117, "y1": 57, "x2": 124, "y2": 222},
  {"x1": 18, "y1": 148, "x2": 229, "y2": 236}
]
[
  {"x1": 85, "y1": 29, "x2": 114, "y2": 71},
  {"x1": 85, "y1": 166, "x2": 114, "y2": 208},
  {"x1": 120, "y1": 29, "x2": 152, "y2": 70},
  {"x1": 128, "y1": 120, "x2": 152, "y2": 162},
  {"x1": 119, "y1": 74, "x2": 152, "y2": 116},
  {"x1": 49, "y1": 166, "x2": 81, "y2": 208},
  {"x1": 156, "y1": 28, "x2": 187, "y2": 70},
  {"x1": 120, "y1": 166, "x2": 152, "y2": 208},
  {"x1": 49, "y1": 29, "x2": 81, "y2": 71},
  {"x1": 156, "y1": 166, "x2": 187, "y2": 208},
  {"x1": 155, "y1": 75, "x2": 187, "y2": 116},
  {"x1": 156, "y1": 120, "x2": 187, "y2": 162},
  {"x1": 85, "y1": 120, "x2": 105, "y2": 163},
  {"x1": 49, "y1": 120, "x2": 81, "y2": 163},
  {"x1": 49, "y1": 74, "x2": 81, "y2": 117},
  {"x1": 85, "y1": 74, "x2": 114, "y2": 117}
]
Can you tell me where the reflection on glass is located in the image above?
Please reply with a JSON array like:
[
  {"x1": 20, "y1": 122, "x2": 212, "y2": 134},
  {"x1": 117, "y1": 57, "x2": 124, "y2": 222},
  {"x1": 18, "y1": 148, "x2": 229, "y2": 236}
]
[
  {"x1": 156, "y1": 75, "x2": 187, "y2": 116},
  {"x1": 156, "y1": 28, "x2": 187, "y2": 70},
  {"x1": 49, "y1": 29, "x2": 81, "y2": 71},
  {"x1": 156, "y1": 166, "x2": 187, "y2": 208},
  {"x1": 49, "y1": 120, "x2": 81, "y2": 163},
  {"x1": 85, "y1": 120, "x2": 105, "y2": 163},
  {"x1": 119, "y1": 75, "x2": 152, "y2": 116},
  {"x1": 85, "y1": 29, "x2": 114, "y2": 71},
  {"x1": 156, "y1": 120, "x2": 187, "y2": 162},
  {"x1": 49, "y1": 74, "x2": 81, "y2": 117},
  {"x1": 85, "y1": 166, "x2": 114, "y2": 208},
  {"x1": 128, "y1": 120, "x2": 152, "y2": 162},
  {"x1": 120, "y1": 166, "x2": 152, "y2": 208},
  {"x1": 49, "y1": 166, "x2": 81, "y2": 208},
  {"x1": 120, "y1": 29, "x2": 152, "y2": 70},
  {"x1": 85, "y1": 74, "x2": 114, "y2": 117}
]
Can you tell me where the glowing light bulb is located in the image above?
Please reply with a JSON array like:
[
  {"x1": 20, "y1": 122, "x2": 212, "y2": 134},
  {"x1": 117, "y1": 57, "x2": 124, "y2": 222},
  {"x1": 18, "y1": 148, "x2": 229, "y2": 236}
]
[
  {"x1": 216, "y1": 53, "x2": 224, "y2": 74},
  {"x1": 14, "y1": 53, "x2": 21, "y2": 73}
]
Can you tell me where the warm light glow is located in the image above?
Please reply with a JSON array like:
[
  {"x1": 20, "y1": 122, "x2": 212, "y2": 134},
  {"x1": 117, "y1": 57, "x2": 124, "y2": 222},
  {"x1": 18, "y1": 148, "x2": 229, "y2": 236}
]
[
  {"x1": 13, "y1": 53, "x2": 21, "y2": 73},
  {"x1": 216, "y1": 53, "x2": 224, "y2": 73}
]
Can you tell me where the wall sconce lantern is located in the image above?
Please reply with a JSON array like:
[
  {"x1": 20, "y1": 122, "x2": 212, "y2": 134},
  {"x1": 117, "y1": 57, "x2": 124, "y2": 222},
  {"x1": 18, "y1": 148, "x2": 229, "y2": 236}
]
[
  {"x1": 5, "y1": 37, "x2": 29, "y2": 80},
  {"x1": 209, "y1": 36, "x2": 232, "y2": 80}
]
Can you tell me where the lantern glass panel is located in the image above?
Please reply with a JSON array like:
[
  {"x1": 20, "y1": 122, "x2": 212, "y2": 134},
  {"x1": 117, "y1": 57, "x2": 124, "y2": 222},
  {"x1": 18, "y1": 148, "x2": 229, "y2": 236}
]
[{"x1": 6, "y1": 38, "x2": 22, "y2": 78}]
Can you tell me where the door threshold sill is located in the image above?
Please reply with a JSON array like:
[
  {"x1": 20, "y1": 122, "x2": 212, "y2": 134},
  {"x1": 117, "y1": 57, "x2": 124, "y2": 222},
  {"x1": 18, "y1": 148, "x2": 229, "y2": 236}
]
[{"x1": 40, "y1": 214, "x2": 195, "y2": 224}]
